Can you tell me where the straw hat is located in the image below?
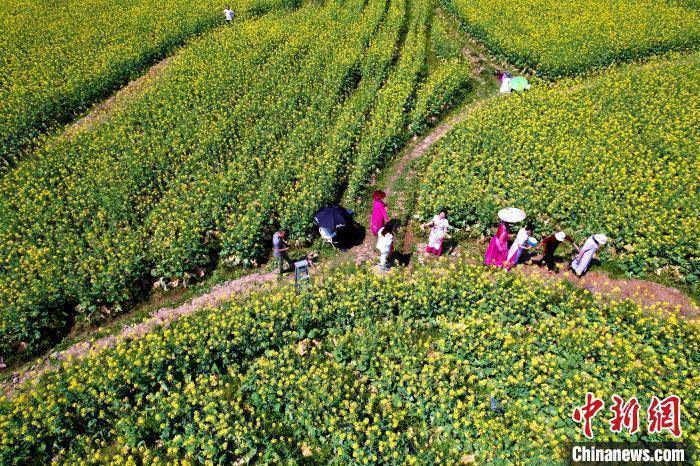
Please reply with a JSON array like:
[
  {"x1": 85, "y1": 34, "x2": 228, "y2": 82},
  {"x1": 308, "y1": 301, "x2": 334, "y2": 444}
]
[
  {"x1": 555, "y1": 231, "x2": 566, "y2": 242},
  {"x1": 497, "y1": 207, "x2": 526, "y2": 223},
  {"x1": 594, "y1": 234, "x2": 608, "y2": 245}
]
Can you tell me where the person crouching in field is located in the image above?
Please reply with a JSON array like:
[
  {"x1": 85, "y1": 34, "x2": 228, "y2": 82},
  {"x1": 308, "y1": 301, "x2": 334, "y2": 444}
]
[
  {"x1": 376, "y1": 222, "x2": 394, "y2": 271},
  {"x1": 422, "y1": 209, "x2": 450, "y2": 256},
  {"x1": 273, "y1": 230, "x2": 294, "y2": 275},
  {"x1": 495, "y1": 69, "x2": 513, "y2": 93},
  {"x1": 534, "y1": 230, "x2": 579, "y2": 271},
  {"x1": 571, "y1": 234, "x2": 607, "y2": 277}
]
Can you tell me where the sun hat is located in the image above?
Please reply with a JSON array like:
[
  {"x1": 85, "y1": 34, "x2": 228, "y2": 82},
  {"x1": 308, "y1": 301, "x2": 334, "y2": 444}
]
[
  {"x1": 498, "y1": 207, "x2": 526, "y2": 223},
  {"x1": 593, "y1": 233, "x2": 608, "y2": 245},
  {"x1": 555, "y1": 231, "x2": 566, "y2": 242}
]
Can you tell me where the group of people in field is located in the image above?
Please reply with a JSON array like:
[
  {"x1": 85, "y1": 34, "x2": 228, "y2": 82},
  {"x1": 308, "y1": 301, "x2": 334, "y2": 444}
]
[
  {"x1": 370, "y1": 190, "x2": 452, "y2": 271},
  {"x1": 371, "y1": 190, "x2": 454, "y2": 270},
  {"x1": 371, "y1": 195, "x2": 607, "y2": 276},
  {"x1": 495, "y1": 69, "x2": 531, "y2": 94},
  {"x1": 484, "y1": 216, "x2": 608, "y2": 276},
  {"x1": 273, "y1": 192, "x2": 607, "y2": 276}
]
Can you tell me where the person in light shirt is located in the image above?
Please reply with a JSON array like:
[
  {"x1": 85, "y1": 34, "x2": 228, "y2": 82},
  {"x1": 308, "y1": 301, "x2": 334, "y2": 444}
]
[
  {"x1": 376, "y1": 223, "x2": 395, "y2": 271},
  {"x1": 272, "y1": 230, "x2": 294, "y2": 275},
  {"x1": 224, "y1": 6, "x2": 234, "y2": 24},
  {"x1": 496, "y1": 69, "x2": 513, "y2": 93},
  {"x1": 503, "y1": 224, "x2": 534, "y2": 270},
  {"x1": 571, "y1": 234, "x2": 607, "y2": 276}
]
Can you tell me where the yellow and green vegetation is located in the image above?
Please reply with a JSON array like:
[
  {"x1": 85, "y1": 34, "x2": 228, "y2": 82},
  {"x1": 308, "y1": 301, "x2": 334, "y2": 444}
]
[
  {"x1": 408, "y1": 58, "x2": 472, "y2": 136},
  {"x1": 429, "y1": 9, "x2": 465, "y2": 61},
  {"x1": 443, "y1": 0, "x2": 700, "y2": 77},
  {"x1": 0, "y1": 0, "x2": 470, "y2": 356},
  {"x1": 1, "y1": 262, "x2": 697, "y2": 464},
  {"x1": 416, "y1": 54, "x2": 700, "y2": 286},
  {"x1": 1, "y1": 0, "x2": 214, "y2": 166},
  {"x1": 0, "y1": 0, "x2": 299, "y2": 167},
  {"x1": 1, "y1": 0, "x2": 699, "y2": 461},
  {"x1": 408, "y1": 10, "x2": 473, "y2": 135}
]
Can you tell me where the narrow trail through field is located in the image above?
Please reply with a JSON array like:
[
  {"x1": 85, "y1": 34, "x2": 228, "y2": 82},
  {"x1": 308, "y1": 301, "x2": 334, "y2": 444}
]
[
  {"x1": 517, "y1": 265, "x2": 698, "y2": 318},
  {"x1": 351, "y1": 99, "x2": 492, "y2": 264},
  {"x1": 351, "y1": 33, "x2": 504, "y2": 264},
  {"x1": 2, "y1": 270, "x2": 281, "y2": 397}
]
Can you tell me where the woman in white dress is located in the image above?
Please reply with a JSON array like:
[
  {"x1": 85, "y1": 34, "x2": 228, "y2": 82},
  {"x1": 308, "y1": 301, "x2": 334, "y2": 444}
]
[
  {"x1": 571, "y1": 234, "x2": 607, "y2": 276},
  {"x1": 504, "y1": 224, "x2": 533, "y2": 270},
  {"x1": 422, "y1": 210, "x2": 450, "y2": 256}
]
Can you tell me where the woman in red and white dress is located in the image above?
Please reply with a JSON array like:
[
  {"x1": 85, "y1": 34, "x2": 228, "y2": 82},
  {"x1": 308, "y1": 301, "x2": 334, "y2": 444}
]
[{"x1": 422, "y1": 209, "x2": 450, "y2": 256}]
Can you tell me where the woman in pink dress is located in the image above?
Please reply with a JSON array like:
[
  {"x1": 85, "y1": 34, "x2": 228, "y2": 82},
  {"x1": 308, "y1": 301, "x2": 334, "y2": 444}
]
[
  {"x1": 484, "y1": 222, "x2": 510, "y2": 266},
  {"x1": 370, "y1": 190, "x2": 389, "y2": 236}
]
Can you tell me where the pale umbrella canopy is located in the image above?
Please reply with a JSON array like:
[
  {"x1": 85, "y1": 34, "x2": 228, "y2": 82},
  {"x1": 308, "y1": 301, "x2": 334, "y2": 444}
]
[{"x1": 498, "y1": 207, "x2": 526, "y2": 223}]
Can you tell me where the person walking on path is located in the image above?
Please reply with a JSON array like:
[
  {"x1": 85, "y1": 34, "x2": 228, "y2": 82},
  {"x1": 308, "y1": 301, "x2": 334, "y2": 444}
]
[
  {"x1": 422, "y1": 209, "x2": 450, "y2": 256},
  {"x1": 224, "y1": 6, "x2": 234, "y2": 24},
  {"x1": 376, "y1": 223, "x2": 394, "y2": 271},
  {"x1": 370, "y1": 190, "x2": 390, "y2": 236},
  {"x1": 534, "y1": 230, "x2": 579, "y2": 271},
  {"x1": 571, "y1": 234, "x2": 607, "y2": 277},
  {"x1": 504, "y1": 224, "x2": 534, "y2": 270},
  {"x1": 485, "y1": 207, "x2": 525, "y2": 267},
  {"x1": 484, "y1": 221, "x2": 510, "y2": 266},
  {"x1": 273, "y1": 230, "x2": 294, "y2": 275}
]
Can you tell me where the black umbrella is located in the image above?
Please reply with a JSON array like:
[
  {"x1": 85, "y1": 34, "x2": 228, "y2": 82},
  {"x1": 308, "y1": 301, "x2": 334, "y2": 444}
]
[{"x1": 314, "y1": 205, "x2": 350, "y2": 232}]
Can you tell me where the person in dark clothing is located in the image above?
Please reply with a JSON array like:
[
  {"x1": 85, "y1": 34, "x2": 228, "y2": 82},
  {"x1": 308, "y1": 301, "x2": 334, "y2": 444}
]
[{"x1": 534, "y1": 231, "x2": 579, "y2": 271}]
